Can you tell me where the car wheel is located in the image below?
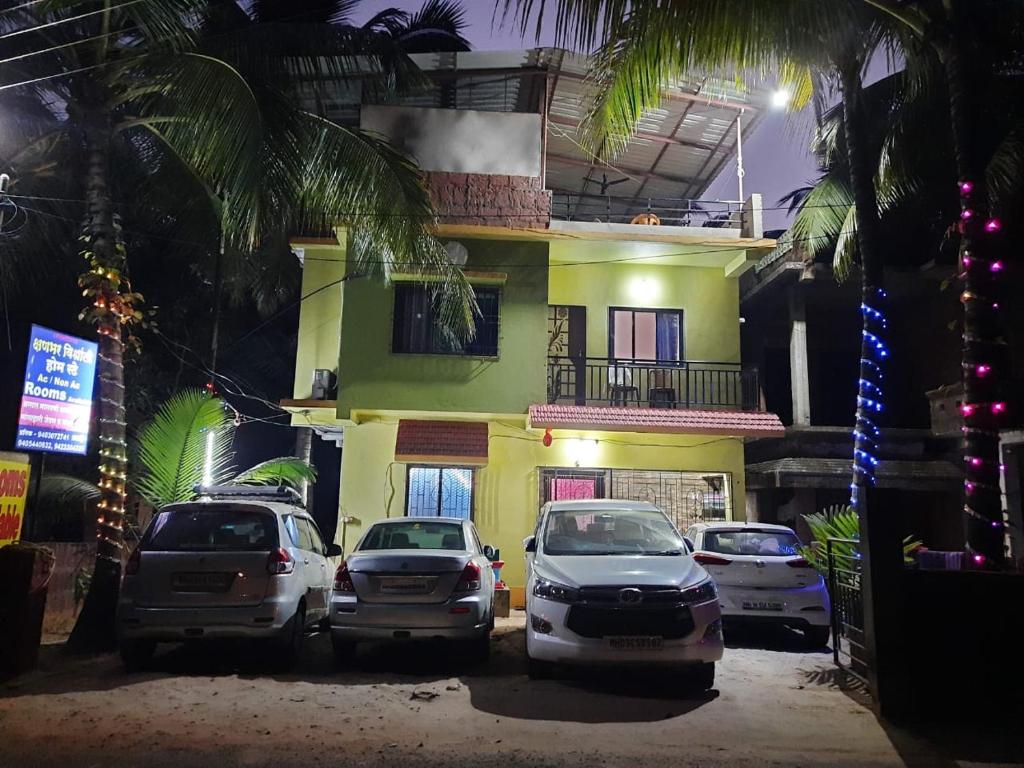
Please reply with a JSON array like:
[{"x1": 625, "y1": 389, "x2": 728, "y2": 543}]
[
  {"x1": 274, "y1": 603, "x2": 305, "y2": 670},
  {"x1": 332, "y1": 637, "x2": 356, "y2": 666},
  {"x1": 804, "y1": 625, "x2": 831, "y2": 648},
  {"x1": 524, "y1": 631, "x2": 554, "y2": 679},
  {"x1": 470, "y1": 631, "x2": 491, "y2": 663},
  {"x1": 527, "y1": 656, "x2": 555, "y2": 680},
  {"x1": 119, "y1": 639, "x2": 156, "y2": 672},
  {"x1": 689, "y1": 662, "x2": 715, "y2": 692}
]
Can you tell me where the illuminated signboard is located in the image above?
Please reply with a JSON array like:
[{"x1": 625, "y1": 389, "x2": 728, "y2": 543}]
[
  {"x1": 15, "y1": 324, "x2": 98, "y2": 456},
  {"x1": 0, "y1": 452, "x2": 30, "y2": 545}
]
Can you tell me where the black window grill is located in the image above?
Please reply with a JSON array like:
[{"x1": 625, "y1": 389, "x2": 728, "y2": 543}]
[{"x1": 392, "y1": 284, "x2": 500, "y2": 357}]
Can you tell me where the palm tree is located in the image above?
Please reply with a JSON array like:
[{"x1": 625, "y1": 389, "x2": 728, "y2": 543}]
[
  {"x1": 134, "y1": 389, "x2": 316, "y2": 509},
  {"x1": 0, "y1": 0, "x2": 474, "y2": 650},
  {"x1": 500, "y1": 0, "x2": 893, "y2": 510},
  {"x1": 858, "y1": 0, "x2": 1023, "y2": 567},
  {"x1": 781, "y1": 1, "x2": 1024, "y2": 566}
]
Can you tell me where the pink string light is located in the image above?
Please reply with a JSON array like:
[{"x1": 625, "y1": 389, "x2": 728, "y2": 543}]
[{"x1": 984, "y1": 218, "x2": 1002, "y2": 233}]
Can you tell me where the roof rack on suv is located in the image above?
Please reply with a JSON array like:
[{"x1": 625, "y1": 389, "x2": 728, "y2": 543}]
[{"x1": 193, "y1": 485, "x2": 304, "y2": 505}]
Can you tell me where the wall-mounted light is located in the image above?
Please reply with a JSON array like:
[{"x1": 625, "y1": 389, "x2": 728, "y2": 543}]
[
  {"x1": 567, "y1": 438, "x2": 599, "y2": 467},
  {"x1": 630, "y1": 276, "x2": 659, "y2": 304}
]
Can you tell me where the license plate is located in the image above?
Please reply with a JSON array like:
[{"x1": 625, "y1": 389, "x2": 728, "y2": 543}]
[
  {"x1": 605, "y1": 636, "x2": 664, "y2": 651},
  {"x1": 171, "y1": 572, "x2": 233, "y2": 592},
  {"x1": 379, "y1": 576, "x2": 434, "y2": 594},
  {"x1": 742, "y1": 600, "x2": 783, "y2": 611}
]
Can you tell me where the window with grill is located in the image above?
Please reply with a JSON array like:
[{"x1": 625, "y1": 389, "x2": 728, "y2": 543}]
[
  {"x1": 406, "y1": 466, "x2": 474, "y2": 520},
  {"x1": 392, "y1": 284, "x2": 500, "y2": 356}
]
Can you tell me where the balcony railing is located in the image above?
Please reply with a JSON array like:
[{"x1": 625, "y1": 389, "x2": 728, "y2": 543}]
[
  {"x1": 547, "y1": 357, "x2": 761, "y2": 411},
  {"x1": 550, "y1": 191, "x2": 744, "y2": 229}
]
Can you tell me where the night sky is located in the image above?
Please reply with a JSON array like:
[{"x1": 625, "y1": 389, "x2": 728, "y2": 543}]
[{"x1": 352, "y1": 0, "x2": 824, "y2": 231}]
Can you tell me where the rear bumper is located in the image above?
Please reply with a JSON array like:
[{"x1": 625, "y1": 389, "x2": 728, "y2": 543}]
[
  {"x1": 526, "y1": 596, "x2": 723, "y2": 667},
  {"x1": 716, "y1": 582, "x2": 831, "y2": 627},
  {"x1": 117, "y1": 596, "x2": 296, "y2": 641},
  {"x1": 329, "y1": 591, "x2": 489, "y2": 641}
]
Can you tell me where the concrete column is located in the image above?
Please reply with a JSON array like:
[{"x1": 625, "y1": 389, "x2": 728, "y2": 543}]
[
  {"x1": 1000, "y1": 432, "x2": 1024, "y2": 562},
  {"x1": 741, "y1": 193, "x2": 763, "y2": 238},
  {"x1": 788, "y1": 291, "x2": 812, "y2": 426}
]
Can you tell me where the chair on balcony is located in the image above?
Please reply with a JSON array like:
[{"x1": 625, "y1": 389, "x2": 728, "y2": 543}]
[
  {"x1": 647, "y1": 367, "x2": 678, "y2": 408},
  {"x1": 608, "y1": 363, "x2": 639, "y2": 406}
]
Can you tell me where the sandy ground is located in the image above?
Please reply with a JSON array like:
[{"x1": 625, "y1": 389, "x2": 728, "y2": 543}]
[{"x1": 1, "y1": 618, "x2": 1020, "y2": 768}]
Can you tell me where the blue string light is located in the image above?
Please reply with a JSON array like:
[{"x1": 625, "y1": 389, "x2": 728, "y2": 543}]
[{"x1": 851, "y1": 286, "x2": 887, "y2": 507}]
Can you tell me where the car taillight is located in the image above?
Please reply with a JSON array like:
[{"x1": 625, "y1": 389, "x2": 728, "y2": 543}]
[
  {"x1": 267, "y1": 547, "x2": 294, "y2": 575},
  {"x1": 787, "y1": 557, "x2": 813, "y2": 568},
  {"x1": 334, "y1": 561, "x2": 354, "y2": 592},
  {"x1": 454, "y1": 561, "x2": 481, "y2": 593},
  {"x1": 125, "y1": 547, "x2": 141, "y2": 576},
  {"x1": 693, "y1": 552, "x2": 732, "y2": 566}
]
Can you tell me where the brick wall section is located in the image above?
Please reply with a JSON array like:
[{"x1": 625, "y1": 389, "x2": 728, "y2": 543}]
[{"x1": 425, "y1": 171, "x2": 551, "y2": 229}]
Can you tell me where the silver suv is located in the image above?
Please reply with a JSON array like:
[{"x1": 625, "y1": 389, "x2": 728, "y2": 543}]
[{"x1": 117, "y1": 486, "x2": 341, "y2": 669}]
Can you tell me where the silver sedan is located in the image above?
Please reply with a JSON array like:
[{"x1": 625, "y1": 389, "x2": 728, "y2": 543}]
[{"x1": 329, "y1": 517, "x2": 495, "y2": 663}]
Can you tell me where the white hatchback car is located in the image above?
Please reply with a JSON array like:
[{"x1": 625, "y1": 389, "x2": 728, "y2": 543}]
[
  {"x1": 118, "y1": 486, "x2": 341, "y2": 669},
  {"x1": 686, "y1": 522, "x2": 831, "y2": 647},
  {"x1": 525, "y1": 500, "x2": 723, "y2": 688}
]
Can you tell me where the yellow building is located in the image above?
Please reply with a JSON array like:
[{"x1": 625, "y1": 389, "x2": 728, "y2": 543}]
[{"x1": 282, "y1": 50, "x2": 785, "y2": 605}]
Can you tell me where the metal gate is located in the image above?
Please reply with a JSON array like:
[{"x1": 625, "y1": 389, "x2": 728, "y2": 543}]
[
  {"x1": 827, "y1": 538, "x2": 870, "y2": 687},
  {"x1": 539, "y1": 468, "x2": 730, "y2": 531}
]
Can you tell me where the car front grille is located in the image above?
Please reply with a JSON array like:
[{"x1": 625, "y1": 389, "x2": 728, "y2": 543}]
[
  {"x1": 577, "y1": 585, "x2": 685, "y2": 605},
  {"x1": 565, "y1": 604, "x2": 695, "y2": 639}
]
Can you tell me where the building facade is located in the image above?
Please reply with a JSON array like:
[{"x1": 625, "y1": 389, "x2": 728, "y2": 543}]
[{"x1": 284, "y1": 51, "x2": 785, "y2": 603}]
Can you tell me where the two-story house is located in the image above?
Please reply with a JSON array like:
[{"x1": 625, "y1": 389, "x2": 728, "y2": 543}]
[{"x1": 283, "y1": 50, "x2": 785, "y2": 604}]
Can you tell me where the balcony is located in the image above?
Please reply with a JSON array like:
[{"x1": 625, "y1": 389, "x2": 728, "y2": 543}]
[{"x1": 547, "y1": 357, "x2": 762, "y2": 411}]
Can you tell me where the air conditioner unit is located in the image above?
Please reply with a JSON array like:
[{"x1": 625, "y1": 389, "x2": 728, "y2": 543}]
[{"x1": 312, "y1": 369, "x2": 336, "y2": 400}]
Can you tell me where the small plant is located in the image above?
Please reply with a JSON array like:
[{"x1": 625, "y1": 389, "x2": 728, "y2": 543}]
[
  {"x1": 798, "y1": 504, "x2": 922, "y2": 576},
  {"x1": 73, "y1": 567, "x2": 93, "y2": 608}
]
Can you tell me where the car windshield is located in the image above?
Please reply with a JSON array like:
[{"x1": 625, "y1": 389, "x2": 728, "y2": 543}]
[
  {"x1": 704, "y1": 530, "x2": 802, "y2": 556},
  {"x1": 144, "y1": 505, "x2": 277, "y2": 551},
  {"x1": 543, "y1": 508, "x2": 685, "y2": 556},
  {"x1": 359, "y1": 521, "x2": 466, "y2": 551}
]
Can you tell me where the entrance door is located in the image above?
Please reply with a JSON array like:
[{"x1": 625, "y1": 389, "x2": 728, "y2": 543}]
[{"x1": 548, "y1": 305, "x2": 587, "y2": 404}]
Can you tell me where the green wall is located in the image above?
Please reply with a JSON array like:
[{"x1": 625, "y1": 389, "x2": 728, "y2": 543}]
[
  {"x1": 548, "y1": 261, "x2": 741, "y2": 363},
  {"x1": 337, "y1": 239, "x2": 549, "y2": 416}
]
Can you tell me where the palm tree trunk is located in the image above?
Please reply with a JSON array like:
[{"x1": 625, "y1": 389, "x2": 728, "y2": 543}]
[
  {"x1": 67, "y1": 112, "x2": 129, "y2": 652},
  {"x1": 941, "y1": 3, "x2": 1008, "y2": 568},
  {"x1": 838, "y1": 56, "x2": 887, "y2": 511}
]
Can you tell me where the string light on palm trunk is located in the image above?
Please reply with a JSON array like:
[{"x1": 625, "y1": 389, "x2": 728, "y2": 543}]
[
  {"x1": 957, "y1": 177, "x2": 1009, "y2": 568},
  {"x1": 850, "y1": 287, "x2": 889, "y2": 508}
]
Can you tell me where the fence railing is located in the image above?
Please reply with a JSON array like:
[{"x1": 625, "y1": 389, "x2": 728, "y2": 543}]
[
  {"x1": 547, "y1": 357, "x2": 760, "y2": 411},
  {"x1": 827, "y1": 537, "x2": 870, "y2": 688},
  {"x1": 550, "y1": 191, "x2": 744, "y2": 229}
]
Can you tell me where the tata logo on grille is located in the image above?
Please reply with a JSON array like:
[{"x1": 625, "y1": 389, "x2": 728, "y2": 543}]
[{"x1": 617, "y1": 588, "x2": 643, "y2": 605}]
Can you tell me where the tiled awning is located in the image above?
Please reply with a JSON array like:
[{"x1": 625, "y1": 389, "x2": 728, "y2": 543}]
[
  {"x1": 395, "y1": 420, "x2": 489, "y2": 465},
  {"x1": 528, "y1": 404, "x2": 785, "y2": 437}
]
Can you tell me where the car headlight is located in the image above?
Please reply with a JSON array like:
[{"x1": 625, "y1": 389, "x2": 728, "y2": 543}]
[
  {"x1": 680, "y1": 578, "x2": 718, "y2": 605},
  {"x1": 532, "y1": 578, "x2": 579, "y2": 603}
]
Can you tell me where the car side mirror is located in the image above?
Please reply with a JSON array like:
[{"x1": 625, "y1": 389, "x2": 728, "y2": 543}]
[
  {"x1": 483, "y1": 544, "x2": 496, "y2": 561},
  {"x1": 326, "y1": 543, "x2": 343, "y2": 558},
  {"x1": 684, "y1": 537, "x2": 695, "y2": 552},
  {"x1": 524, "y1": 535, "x2": 537, "y2": 553}
]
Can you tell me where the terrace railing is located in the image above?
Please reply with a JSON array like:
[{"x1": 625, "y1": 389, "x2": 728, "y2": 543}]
[
  {"x1": 550, "y1": 191, "x2": 744, "y2": 229},
  {"x1": 547, "y1": 357, "x2": 761, "y2": 411}
]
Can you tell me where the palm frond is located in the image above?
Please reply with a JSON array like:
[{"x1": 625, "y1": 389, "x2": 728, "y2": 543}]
[
  {"x1": 832, "y1": 203, "x2": 859, "y2": 283},
  {"x1": 134, "y1": 389, "x2": 235, "y2": 507},
  {"x1": 395, "y1": 0, "x2": 472, "y2": 53},
  {"x1": 36, "y1": 474, "x2": 101, "y2": 508},
  {"x1": 798, "y1": 504, "x2": 921, "y2": 576},
  {"x1": 231, "y1": 458, "x2": 317, "y2": 488}
]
